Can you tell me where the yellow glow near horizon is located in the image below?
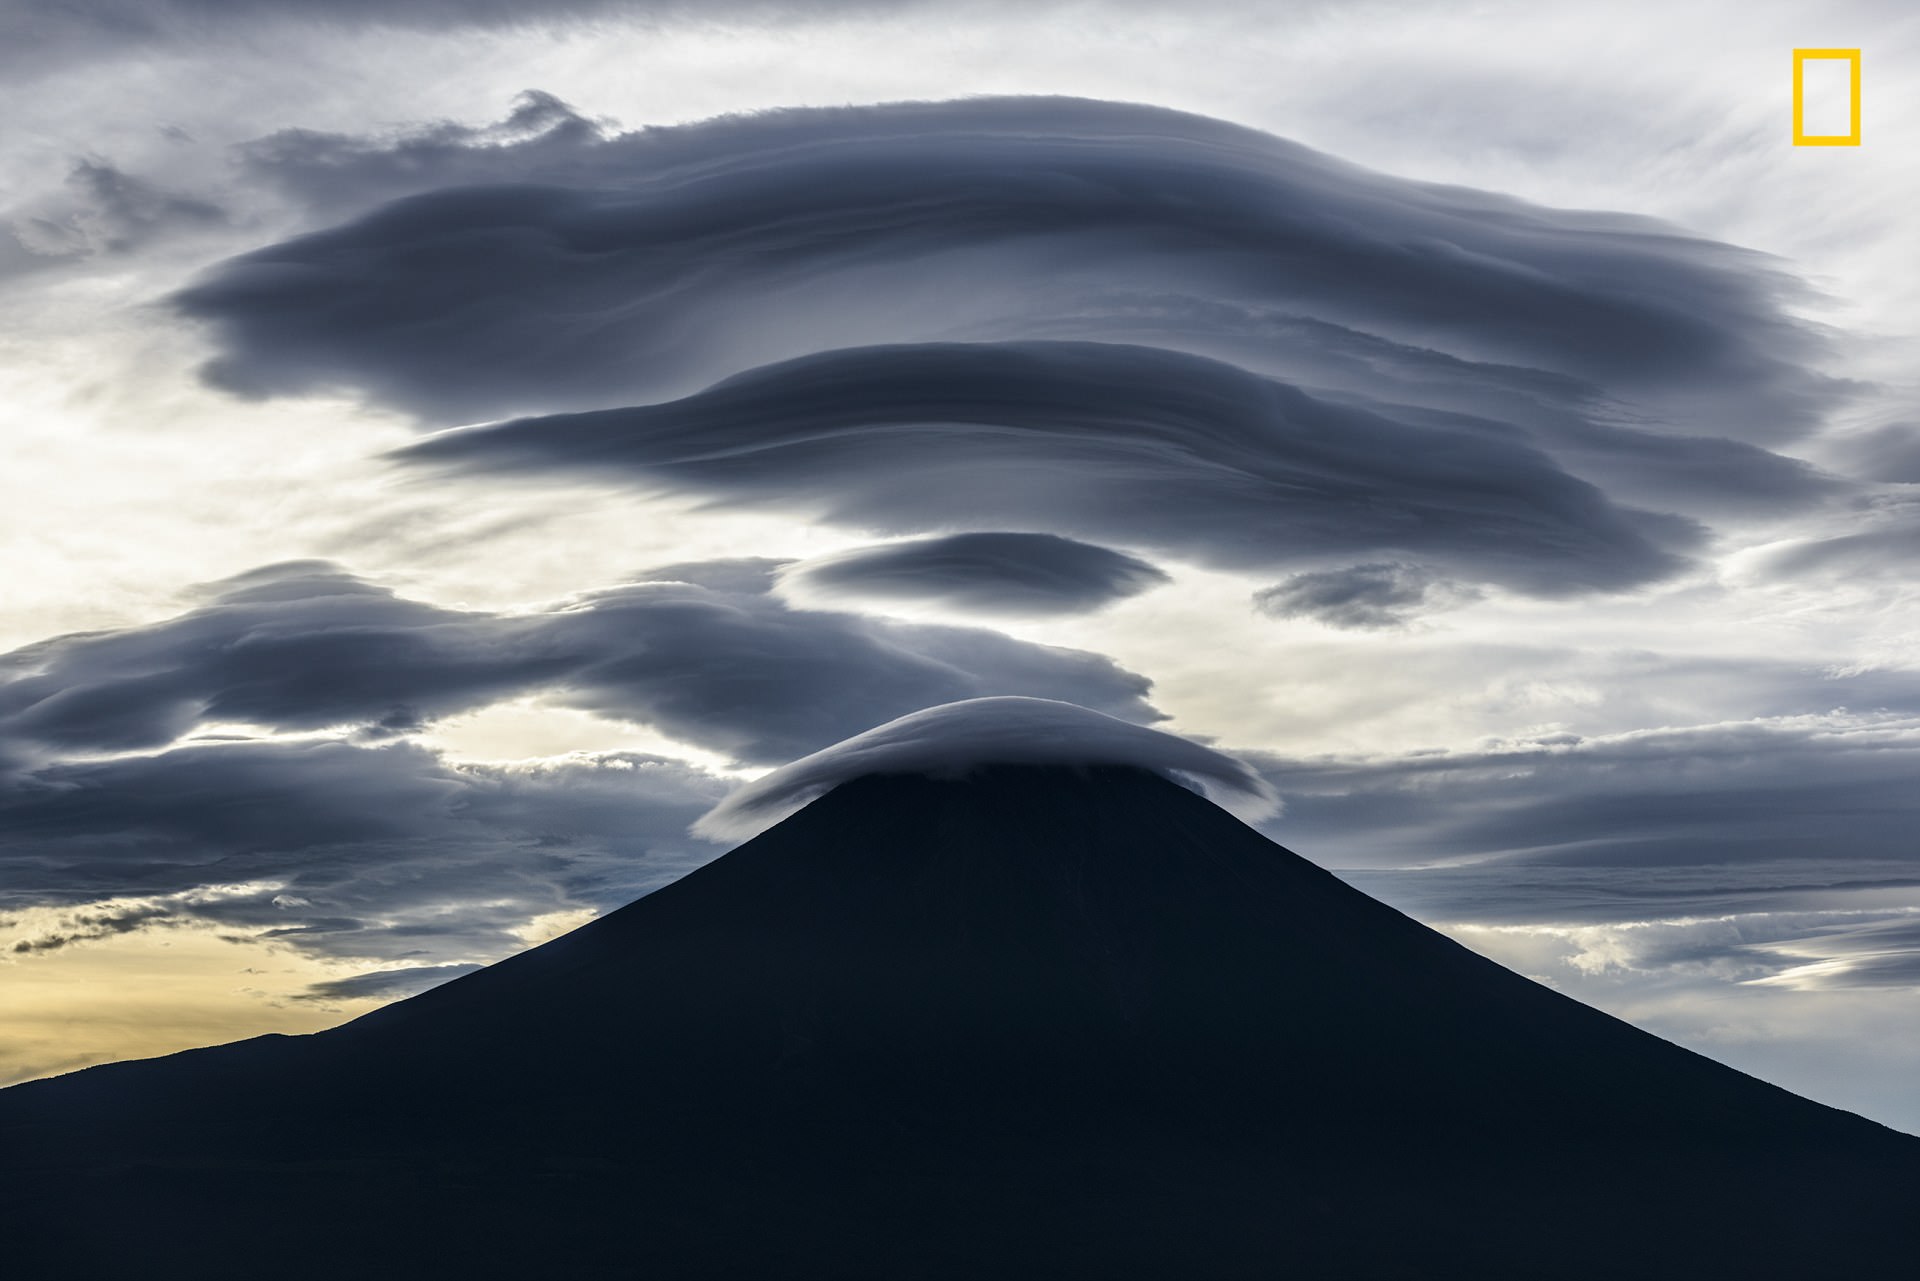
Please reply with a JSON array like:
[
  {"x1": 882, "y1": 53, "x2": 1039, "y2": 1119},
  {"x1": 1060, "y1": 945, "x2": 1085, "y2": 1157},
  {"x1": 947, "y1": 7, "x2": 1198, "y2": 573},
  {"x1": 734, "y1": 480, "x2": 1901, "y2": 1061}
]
[
  {"x1": 0, "y1": 923, "x2": 389, "y2": 1088},
  {"x1": 0, "y1": 895, "x2": 605, "y2": 1089}
]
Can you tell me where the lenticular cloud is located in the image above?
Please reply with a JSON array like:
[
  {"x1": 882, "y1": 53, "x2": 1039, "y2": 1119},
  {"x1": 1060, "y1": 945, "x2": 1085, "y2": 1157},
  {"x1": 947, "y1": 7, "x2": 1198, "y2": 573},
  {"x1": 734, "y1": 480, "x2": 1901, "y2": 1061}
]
[
  {"x1": 694, "y1": 696, "x2": 1279, "y2": 841},
  {"x1": 186, "y1": 95, "x2": 1837, "y2": 443},
  {"x1": 777, "y1": 532, "x2": 1170, "y2": 617},
  {"x1": 184, "y1": 94, "x2": 1845, "y2": 615},
  {"x1": 399, "y1": 341, "x2": 1696, "y2": 597}
]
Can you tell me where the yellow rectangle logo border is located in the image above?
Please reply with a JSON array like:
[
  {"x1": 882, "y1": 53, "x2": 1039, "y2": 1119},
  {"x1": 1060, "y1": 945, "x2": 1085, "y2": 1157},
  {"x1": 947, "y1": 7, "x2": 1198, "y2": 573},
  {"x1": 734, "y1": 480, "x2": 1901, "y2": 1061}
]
[{"x1": 1793, "y1": 48, "x2": 1861, "y2": 145}]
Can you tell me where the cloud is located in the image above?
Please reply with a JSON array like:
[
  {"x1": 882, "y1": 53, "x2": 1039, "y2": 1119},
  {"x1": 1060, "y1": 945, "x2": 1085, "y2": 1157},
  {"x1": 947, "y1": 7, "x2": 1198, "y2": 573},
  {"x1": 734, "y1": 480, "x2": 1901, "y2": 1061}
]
[
  {"x1": 0, "y1": 737, "x2": 727, "y2": 964},
  {"x1": 0, "y1": 1, "x2": 915, "y2": 75},
  {"x1": 1255, "y1": 710, "x2": 1920, "y2": 871},
  {"x1": 1821, "y1": 421, "x2": 1920, "y2": 485},
  {"x1": 1758, "y1": 502, "x2": 1920, "y2": 583},
  {"x1": 1747, "y1": 915, "x2": 1920, "y2": 991},
  {"x1": 1001, "y1": 295, "x2": 1841, "y2": 519},
  {"x1": 1466, "y1": 909, "x2": 1919, "y2": 982},
  {"x1": 1342, "y1": 862, "x2": 1920, "y2": 931},
  {"x1": 180, "y1": 93, "x2": 1850, "y2": 611},
  {"x1": 696, "y1": 695, "x2": 1277, "y2": 841},
  {"x1": 8, "y1": 895, "x2": 190, "y2": 955},
  {"x1": 237, "y1": 89, "x2": 619, "y2": 220},
  {"x1": 0, "y1": 547, "x2": 1162, "y2": 971},
  {"x1": 557, "y1": 559, "x2": 1161, "y2": 762},
  {"x1": 5, "y1": 158, "x2": 226, "y2": 265},
  {"x1": 1313, "y1": 760, "x2": 1920, "y2": 999},
  {"x1": 223, "y1": 90, "x2": 1842, "y2": 530},
  {"x1": 0, "y1": 697, "x2": 1265, "y2": 973},
  {"x1": 1430, "y1": 907, "x2": 1920, "y2": 1000},
  {"x1": 295, "y1": 963, "x2": 484, "y2": 1003},
  {"x1": 400, "y1": 342, "x2": 1697, "y2": 598},
  {"x1": 181, "y1": 95, "x2": 1842, "y2": 446},
  {"x1": 0, "y1": 558, "x2": 1159, "y2": 767},
  {"x1": 1253, "y1": 562, "x2": 1477, "y2": 629},
  {"x1": 778, "y1": 532, "x2": 1169, "y2": 616},
  {"x1": 1, "y1": 561, "x2": 506, "y2": 755}
]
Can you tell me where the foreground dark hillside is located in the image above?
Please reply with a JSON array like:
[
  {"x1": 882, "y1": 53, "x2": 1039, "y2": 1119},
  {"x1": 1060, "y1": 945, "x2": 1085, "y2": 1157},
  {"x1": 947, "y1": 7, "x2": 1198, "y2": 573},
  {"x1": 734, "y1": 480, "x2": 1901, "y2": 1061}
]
[{"x1": 3, "y1": 765, "x2": 1913, "y2": 1278}]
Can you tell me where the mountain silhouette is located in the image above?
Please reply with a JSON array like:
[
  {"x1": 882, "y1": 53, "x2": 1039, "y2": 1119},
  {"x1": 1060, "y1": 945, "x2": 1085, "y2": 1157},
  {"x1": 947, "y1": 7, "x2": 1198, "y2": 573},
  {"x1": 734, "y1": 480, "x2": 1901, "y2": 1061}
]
[{"x1": 2, "y1": 763, "x2": 1914, "y2": 1278}]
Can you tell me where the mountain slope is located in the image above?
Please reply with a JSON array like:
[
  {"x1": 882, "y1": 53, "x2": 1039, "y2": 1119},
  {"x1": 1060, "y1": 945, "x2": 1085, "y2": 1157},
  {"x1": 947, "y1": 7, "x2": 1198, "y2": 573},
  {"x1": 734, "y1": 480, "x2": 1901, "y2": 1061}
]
[{"x1": 2, "y1": 765, "x2": 1914, "y2": 1278}]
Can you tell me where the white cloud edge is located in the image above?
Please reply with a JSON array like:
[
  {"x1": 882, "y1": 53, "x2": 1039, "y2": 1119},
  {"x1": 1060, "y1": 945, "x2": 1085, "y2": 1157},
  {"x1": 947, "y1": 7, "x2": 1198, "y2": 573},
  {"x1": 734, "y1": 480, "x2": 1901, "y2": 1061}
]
[{"x1": 692, "y1": 695, "x2": 1280, "y2": 842}]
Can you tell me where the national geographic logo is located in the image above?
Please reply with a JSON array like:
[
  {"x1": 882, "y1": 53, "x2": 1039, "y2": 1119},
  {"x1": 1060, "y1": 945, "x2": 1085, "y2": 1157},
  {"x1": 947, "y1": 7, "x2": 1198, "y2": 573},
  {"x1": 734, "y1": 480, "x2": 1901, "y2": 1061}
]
[{"x1": 1793, "y1": 48, "x2": 1861, "y2": 146}]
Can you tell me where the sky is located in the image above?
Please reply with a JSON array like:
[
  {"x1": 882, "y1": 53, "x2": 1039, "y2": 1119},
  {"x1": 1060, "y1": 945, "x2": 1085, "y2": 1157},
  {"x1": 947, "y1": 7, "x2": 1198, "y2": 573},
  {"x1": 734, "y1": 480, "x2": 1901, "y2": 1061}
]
[{"x1": 1, "y1": 0, "x2": 1917, "y2": 1133}]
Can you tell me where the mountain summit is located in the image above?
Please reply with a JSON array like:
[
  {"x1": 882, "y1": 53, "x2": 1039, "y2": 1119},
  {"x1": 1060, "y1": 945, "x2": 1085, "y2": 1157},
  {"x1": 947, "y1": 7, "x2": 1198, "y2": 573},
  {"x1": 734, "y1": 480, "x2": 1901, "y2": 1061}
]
[{"x1": 2, "y1": 709, "x2": 1914, "y2": 1278}]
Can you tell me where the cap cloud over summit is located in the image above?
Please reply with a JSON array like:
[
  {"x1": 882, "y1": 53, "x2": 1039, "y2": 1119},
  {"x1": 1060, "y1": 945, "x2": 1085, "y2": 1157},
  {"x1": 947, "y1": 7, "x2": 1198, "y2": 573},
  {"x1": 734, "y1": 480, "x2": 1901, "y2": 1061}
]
[{"x1": 696, "y1": 695, "x2": 1279, "y2": 840}]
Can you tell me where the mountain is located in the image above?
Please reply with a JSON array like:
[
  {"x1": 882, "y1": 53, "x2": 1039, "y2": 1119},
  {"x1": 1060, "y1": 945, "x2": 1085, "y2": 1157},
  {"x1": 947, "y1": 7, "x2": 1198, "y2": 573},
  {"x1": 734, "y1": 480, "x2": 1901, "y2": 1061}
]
[{"x1": 2, "y1": 763, "x2": 1914, "y2": 1278}]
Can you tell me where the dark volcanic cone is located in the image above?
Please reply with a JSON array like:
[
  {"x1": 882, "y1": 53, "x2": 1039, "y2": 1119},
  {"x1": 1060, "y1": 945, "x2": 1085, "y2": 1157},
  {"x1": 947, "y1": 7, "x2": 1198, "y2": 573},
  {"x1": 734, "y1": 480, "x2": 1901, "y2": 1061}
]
[{"x1": 2, "y1": 763, "x2": 1914, "y2": 1278}]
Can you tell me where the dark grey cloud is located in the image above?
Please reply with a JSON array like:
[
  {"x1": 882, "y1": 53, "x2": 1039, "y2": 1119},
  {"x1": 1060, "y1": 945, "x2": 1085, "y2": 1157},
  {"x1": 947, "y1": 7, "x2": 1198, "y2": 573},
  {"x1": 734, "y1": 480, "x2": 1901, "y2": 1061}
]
[
  {"x1": 1330, "y1": 864, "x2": 1920, "y2": 997},
  {"x1": 1822, "y1": 421, "x2": 1920, "y2": 485},
  {"x1": 185, "y1": 92, "x2": 1850, "y2": 620},
  {"x1": 230, "y1": 89, "x2": 1846, "y2": 533},
  {"x1": 1253, "y1": 562, "x2": 1476, "y2": 629},
  {"x1": 1254, "y1": 713, "x2": 1920, "y2": 872},
  {"x1": 0, "y1": 558, "x2": 1158, "y2": 768},
  {"x1": 779, "y1": 533, "x2": 1169, "y2": 616},
  {"x1": 1002, "y1": 294, "x2": 1842, "y2": 519},
  {"x1": 0, "y1": 736, "x2": 729, "y2": 964},
  {"x1": 238, "y1": 90, "x2": 618, "y2": 221},
  {"x1": 295, "y1": 963, "x2": 484, "y2": 1003},
  {"x1": 1338, "y1": 862, "x2": 1920, "y2": 930},
  {"x1": 1258, "y1": 712, "x2": 1920, "y2": 994},
  {"x1": 231, "y1": 94, "x2": 1838, "y2": 524},
  {"x1": 0, "y1": 561, "x2": 541, "y2": 756},
  {"x1": 0, "y1": 738, "x2": 520, "y2": 881},
  {"x1": 557, "y1": 559, "x2": 1161, "y2": 761},
  {"x1": 0, "y1": 552, "x2": 1158, "y2": 968},
  {"x1": 0, "y1": 729, "x2": 741, "y2": 960},
  {"x1": 400, "y1": 342, "x2": 1696, "y2": 598},
  {"x1": 182, "y1": 95, "x2": 1842, "y2": 449},
  {"x1": 7, "y1": 898, "x2": 183, "y2": 954}
]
